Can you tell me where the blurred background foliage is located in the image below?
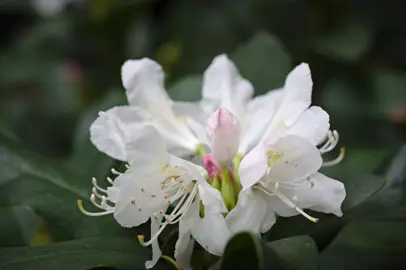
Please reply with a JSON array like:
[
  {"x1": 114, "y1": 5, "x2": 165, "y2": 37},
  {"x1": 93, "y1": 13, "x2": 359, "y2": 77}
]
[{"x1": 0, "y1": 0, "x2": 406, "y2": 269}]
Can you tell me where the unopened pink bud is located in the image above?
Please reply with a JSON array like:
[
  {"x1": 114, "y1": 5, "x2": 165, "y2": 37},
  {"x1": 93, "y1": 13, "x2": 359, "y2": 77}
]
[{"x1": 206, "y1": 108, "x2": 240, "y2": 165}]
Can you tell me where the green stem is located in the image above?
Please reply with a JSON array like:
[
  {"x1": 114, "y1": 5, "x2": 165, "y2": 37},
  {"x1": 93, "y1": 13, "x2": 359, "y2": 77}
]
[
  {"x1": 161, "y1": 255, "x2": 182, "y2": 270},
  {"x1": 232, "y1": 154, "x2": 243, "y2": 193},
  {"x1": 220, "y1": 167, "x2": 236, "y2": 211}
]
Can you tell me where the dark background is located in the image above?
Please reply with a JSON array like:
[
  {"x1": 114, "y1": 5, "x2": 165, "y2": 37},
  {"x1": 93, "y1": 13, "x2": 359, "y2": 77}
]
[{"x1": 0, "y1": 1, "x2": 406, "y2": 269}]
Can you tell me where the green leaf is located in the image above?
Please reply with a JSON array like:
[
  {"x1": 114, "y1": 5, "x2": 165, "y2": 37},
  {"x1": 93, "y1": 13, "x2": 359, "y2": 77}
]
[
  {"x1": 220, "y1": 232, "x2": 264, "y2": 270},
  {"x1": 0, "y1": 205, "x2": 40, "y2": 247},
  {"x1": 232, "y1": 31, "x2": 292, "y2": 95},
  {"x1": 263, "y1": 236, "x2": 318, "y2": 270},
  {"x1": 68, "y1": 90, "x2": 126, "y2": 181},
  {"x1": 0, "y1": 237, "x2": 172, "y2": 270},
  {"x1": 341, "y1": 174, "x2": 387, "y2": 211},
  {"x1": 168, "y1": 75, "x2": 202, "y2": 102},
  {"x1": 265, "y1": 212, "x2": 344, "y2": 252},
  {"x1": 320, "y1": 221, "x2": 406, "y2": 270},
  {"x1": 0, "y1": 135, "x2": 135, "y2": 241},
  {"x1": 312, "y1": 21, "x2": 372, "y2": 62}
]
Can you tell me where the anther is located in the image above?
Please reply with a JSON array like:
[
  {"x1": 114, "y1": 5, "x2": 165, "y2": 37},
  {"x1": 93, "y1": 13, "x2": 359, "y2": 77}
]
[
  {"x1": 111, "y1": 168, "x2": 121, "y2": 175},
  {"x1": 106, "y1": 177, "x2": 114, "y2": 185}
]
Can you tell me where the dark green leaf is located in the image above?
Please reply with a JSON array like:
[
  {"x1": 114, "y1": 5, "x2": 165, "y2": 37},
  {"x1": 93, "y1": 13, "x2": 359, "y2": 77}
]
[
  {"x1": 232, "y1": 31, "x2": 292, "y2": 95},
  {"x1": 265, "y1": 213, "x2": 344, "y2": 252},
  {"x1": 263, "y1": 236, "x2": 318, "y2": 270},
  {"x1": 0, "y1": 237, "x2": 172, "y2": 270},
  {"x1": 0, "y1": 205, "x2": 40, "y2": 247},
  {"x1": 320, "y1": 221, "x2": 406, "y2": 270},
  {"x1": 68, "y1": 90, "x2": 126, "y2": 181},
  {"x1": 168, "y1": 76, "x2": 202, "y2": 102},
  {"x1": 341, "y1": 174, "x2": 387, "y2": 211},
  {"x1": 220, "y1": 232, "x2": 264, "y2": 270},
  {"x1": 0, "y1": 135, "x2": 136, "y2": 241}
]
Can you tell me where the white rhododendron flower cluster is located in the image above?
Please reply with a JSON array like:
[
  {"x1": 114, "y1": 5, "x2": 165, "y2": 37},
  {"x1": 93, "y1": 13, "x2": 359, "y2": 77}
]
[{"x1": 77, "y1": 54, "x2": 346, "y2": 269}]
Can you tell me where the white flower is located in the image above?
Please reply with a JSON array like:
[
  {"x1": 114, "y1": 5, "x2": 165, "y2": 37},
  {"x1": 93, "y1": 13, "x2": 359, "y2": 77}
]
[
  {"x1": 81, "y1": 53, "x2": 347, "y2": 268},
  {"x1": 237, "y1": 62, "x2": 346, "y2": 223},
  {"x1": 239, "y1": 134, "x2": 346, "y2": 221},
  {"x1": 90, "y1": 58, "x2": 205, "y2": 160},
  {"x1": 78, "y1": 125, "x2": 226, "y2": 269}
]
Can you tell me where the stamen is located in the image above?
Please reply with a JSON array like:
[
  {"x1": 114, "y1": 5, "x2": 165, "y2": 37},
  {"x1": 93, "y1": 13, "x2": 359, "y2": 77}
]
[
  {"x1": 139, "y1": 184, "x2": 198, "y2": 247},
  {"x1": 111, "y1": 168, "x2": 121, "y2": 175},
  {"x1": 92, "y1": 187, "x2": 103, "y2": 199},
  {"x1": 257, "y1": 186, "x2": 319, "y2": 223},
  {"x1": 106, "y1": 177, "x2": 114, "y2": 185},
  {"x1": 77, "y1": 200, "x2": 113, "y2": 216},
  {"x1": 319, "y1": 130, "x2": 340, "y2": 154},
  {"x1": 322, "y1": 147, "x2": 345, "y2": 167},
  {"x1": 294, "y1": 207, "x2": 319, "y2": 223},
  {"x1": 90, "y1": 194, "x2": 106, "y2": 210},
  {"x1": 92, "y1": 177, "x2": 107, "y2": 193}
]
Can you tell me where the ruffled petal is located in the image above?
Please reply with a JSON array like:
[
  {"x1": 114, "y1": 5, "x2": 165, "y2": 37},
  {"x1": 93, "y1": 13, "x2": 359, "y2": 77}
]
[{"x1": 89, "y1": 106, "x2": 151, "y2": 161}]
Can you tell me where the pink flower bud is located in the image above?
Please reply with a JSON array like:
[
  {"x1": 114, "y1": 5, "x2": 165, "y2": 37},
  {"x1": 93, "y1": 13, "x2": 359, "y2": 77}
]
[{"x1": 206, "y1": 108, "x2": 240, "y2": 165}]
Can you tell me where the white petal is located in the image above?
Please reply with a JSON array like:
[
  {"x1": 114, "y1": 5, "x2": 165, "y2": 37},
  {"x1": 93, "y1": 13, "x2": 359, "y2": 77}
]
[
  {"x1": 294, "y1": 173, "x2": 345, "y2": 216},
  {"x1": 282, "y1": 63, "x2": 313, "y2": 126},
  {"x1": 202, "y1": 54, "x2": 253, "y2": 120},
  {"x1": 174, "y1": 198, "x2": 199, "y2": 270},
  {"x1": 89, "y1": 106, "x2": 150, "y2": 161},
  {"x1": 261, "y1": 63, "x2": 313, "y2": 141},
  {"x1": 239, "y1": 144, "x2": 268, "y2": 190},
  {"x1": 113, "y1": 171, "x2": 166, "y2": 227},
  {"x1": 121, "y1": 58, "x2": 170, "y2": 107},
  {"x1": 239, "y1": 89, "x2": 284, "y2": 154},
  {"x1": 226, "y1": 189, "x2": 276, "y2": 234},
  {"x1": 125, "y1": 125, "x2": 167, "y2": 173},
  {"x1": 264, "y1": 194, "x2": 298, "y2": 217},
  {"x1": 122, "y1": 59, "x2": 199, "y2": 156},
  {"x1": 172, "y1": 101, "x2": 207, "y2": 124},
  {"x1": 265, "y1": 173, "x2": 345, "y2": 217},
  {"x1": 192, "y1": 213, "x2": 231, "y2": 256},
  {"x1": 284, "y1": 106, "x2": 330, "y2": 146},
  {"x1": 267, "y1": 135, "x2": 322, "y2": 183},
  {"x1": 145, "y1": 216, "x2": 163, "y2": 269}
]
